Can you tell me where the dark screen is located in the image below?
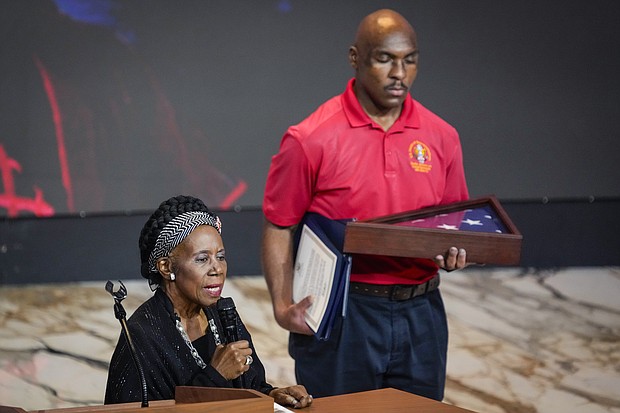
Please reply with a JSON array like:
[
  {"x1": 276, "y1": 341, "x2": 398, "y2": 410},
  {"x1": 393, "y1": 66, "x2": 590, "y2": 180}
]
[{"x1": 1, "y1": 0, "x2": 618, "y2": 217}]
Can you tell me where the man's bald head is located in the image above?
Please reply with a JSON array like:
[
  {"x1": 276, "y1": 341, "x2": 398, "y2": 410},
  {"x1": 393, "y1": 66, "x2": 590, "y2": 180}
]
[{"x1": 353, "y1": 9, "x2": 417, "y2": 60}]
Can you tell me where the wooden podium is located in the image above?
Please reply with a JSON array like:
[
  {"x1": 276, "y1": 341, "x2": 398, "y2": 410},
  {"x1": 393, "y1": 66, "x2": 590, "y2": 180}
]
[
  {"x1": 306, "y1": 387, "x2": 477, "y2": 412},
  {"x1": 1, "y1": 387, "x2": 478, "y2": 413},
  {"x1": 0, "y1": 386, "x2": 480, "y2": 413},
  {"x1": 0, "y1": 387, "x2": 273, "y2": 413}
]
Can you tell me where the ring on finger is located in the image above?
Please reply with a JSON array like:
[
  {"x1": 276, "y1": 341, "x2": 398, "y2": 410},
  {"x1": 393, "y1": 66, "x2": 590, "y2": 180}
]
[{"x1": 244, "y1": 355, "x2": 253, "y2": 365}]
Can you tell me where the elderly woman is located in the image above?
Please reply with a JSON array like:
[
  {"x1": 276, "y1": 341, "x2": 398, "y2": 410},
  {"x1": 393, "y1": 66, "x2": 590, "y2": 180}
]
[{"x1": 104, "y1": 195, "x2": 312, "y2": 408}]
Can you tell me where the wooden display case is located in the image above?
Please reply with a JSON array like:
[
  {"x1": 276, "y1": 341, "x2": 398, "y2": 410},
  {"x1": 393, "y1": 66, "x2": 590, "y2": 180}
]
[{"x1": 343, "y1": 195, "x2": 522, "y2": 266}]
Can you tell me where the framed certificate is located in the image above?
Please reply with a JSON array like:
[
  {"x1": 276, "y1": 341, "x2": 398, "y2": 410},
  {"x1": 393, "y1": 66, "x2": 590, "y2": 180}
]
[{"x1": 343, "y1": 195, "x2": 522, "y2": 265}]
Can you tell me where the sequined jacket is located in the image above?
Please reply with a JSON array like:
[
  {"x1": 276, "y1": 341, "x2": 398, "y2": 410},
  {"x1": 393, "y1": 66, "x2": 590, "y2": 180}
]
[{"x1": 104, "y1": 289, "x2": 274, "y2": 404}]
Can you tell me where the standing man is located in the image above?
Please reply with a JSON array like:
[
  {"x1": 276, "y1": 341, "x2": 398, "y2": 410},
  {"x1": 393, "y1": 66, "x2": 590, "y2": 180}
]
[{"x1": 262, "y1": 9, "x2": 469, "y2": 401}]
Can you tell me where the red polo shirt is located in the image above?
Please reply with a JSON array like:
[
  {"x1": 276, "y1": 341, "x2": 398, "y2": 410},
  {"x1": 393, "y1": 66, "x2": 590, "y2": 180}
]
[{"x1": 264, "y1": 79, "x2": 468, "y2": 284}]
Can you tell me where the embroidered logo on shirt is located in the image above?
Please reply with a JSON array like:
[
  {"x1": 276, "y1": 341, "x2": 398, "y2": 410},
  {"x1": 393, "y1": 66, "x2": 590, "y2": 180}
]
[{"x1": 408, "y1": 140, "x2": 432, "y2": 173}]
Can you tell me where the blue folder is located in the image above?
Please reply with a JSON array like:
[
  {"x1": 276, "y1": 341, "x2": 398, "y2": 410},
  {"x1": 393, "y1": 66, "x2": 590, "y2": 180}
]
[{"x1": 293, "y1": 213, "x2": 353, "y2": 341}]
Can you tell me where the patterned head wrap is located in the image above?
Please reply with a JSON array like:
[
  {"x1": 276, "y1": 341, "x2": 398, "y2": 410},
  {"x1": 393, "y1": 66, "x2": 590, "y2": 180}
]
[{"x1": 147, "y1": 211, "x2": 222, "y2": 274}]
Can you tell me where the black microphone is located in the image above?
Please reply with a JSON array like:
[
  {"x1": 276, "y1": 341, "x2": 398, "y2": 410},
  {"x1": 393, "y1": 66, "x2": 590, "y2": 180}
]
[
  {"x1": 217, "y1": 297, "x2": 239, "y2": 343},
  {"x1": 216, "y1": 297, "x2": 244, "y2": 388}
]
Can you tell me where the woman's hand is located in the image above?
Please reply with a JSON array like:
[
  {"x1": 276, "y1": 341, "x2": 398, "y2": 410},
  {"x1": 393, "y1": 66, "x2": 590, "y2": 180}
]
[
  {"x1": 210, "y1": 340, "x2": 253, "y2": 380},
  {"x1": 270, "y1": 385, "x2": 313, "y2": 409}
]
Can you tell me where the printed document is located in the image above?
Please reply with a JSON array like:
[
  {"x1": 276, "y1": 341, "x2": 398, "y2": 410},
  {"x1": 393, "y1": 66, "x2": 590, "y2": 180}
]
[{"x1": 292, "y1": 224, "x2": 337, "y2": 333}]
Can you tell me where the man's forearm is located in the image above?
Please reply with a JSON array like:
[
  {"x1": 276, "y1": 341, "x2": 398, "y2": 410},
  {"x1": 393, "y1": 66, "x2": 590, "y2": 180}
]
[{"x1": 261, "y1": 218, "x2": 295, "y2": 315}]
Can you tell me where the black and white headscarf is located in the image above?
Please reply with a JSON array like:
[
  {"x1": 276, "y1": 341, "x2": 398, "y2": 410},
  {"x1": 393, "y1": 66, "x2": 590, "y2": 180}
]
[{"x1": 147, "y1": 211, "x2": 222, "y2": 275}]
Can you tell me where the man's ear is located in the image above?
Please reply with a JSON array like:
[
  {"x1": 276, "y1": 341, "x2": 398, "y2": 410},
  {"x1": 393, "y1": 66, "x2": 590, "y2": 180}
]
[{"x1": 348, "y1": 46, "x2": 359, "y2": 69}]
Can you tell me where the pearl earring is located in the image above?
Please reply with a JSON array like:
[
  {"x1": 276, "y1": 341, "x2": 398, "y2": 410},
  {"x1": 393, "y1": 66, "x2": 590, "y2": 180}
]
[{"x1": 170, "y1": 273, "x2": 176, "y2": 281}]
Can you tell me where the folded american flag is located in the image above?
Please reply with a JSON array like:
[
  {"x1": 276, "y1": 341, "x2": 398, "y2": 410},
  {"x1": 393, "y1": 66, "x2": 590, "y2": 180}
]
[{"x1": 394, "y1": 206, "x2": 507, "y2": 234}]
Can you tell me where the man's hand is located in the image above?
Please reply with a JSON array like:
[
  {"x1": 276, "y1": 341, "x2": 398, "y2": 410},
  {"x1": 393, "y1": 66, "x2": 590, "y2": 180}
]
[
  {"x1": 270, "y1": 385, "x2": 313, "y2": 409},
  {"x1": 262, "y1": 219, "x2": 315, "y2": 335},
  {"x1": 274, "y1": 295, "x2": 314, "y2": 335},
  {"x1": 434, "y1": 247, "x2": 468, "y2": 271}
]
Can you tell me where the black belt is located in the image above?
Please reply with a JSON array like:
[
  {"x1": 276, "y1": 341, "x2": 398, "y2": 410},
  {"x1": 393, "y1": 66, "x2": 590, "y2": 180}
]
[{"x1": 350, "y1": 274, "x2": 440, "y2": 301}]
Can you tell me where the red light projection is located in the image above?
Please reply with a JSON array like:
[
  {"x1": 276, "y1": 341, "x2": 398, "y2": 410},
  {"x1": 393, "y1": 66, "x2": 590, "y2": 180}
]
[
  {"x1": 33, "y1": 55, "x2": 75, "y2": 213},
  {"x1": 0, "y1": 145, "x2": 54, "y2": 217}
]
